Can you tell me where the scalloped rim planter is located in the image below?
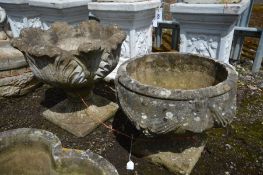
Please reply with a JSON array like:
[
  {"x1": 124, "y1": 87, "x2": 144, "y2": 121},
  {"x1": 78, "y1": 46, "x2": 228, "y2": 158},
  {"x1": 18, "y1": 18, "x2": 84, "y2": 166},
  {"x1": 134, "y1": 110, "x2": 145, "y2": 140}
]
[
  {"x1": 0, "y1": 128, "x2": 119, "y2": 175},
  {"x1": 170, "y1": 0, "x2": 250, "y2": 63},
  {"x1": 115, "y1": 52, "x2": 238, "y2": 136},
  {"x1": 11, "y1": 21, "x2": 125, "y2": 137}
]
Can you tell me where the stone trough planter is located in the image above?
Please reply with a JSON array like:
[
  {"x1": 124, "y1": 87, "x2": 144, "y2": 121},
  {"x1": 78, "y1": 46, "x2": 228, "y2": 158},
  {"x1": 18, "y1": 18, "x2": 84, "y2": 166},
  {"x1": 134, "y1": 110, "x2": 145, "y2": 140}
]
[
  {"x1": 116, "y1": 52, "x2": 238, "y2": 136},
  {"x1": 0, "y1": 128, "x2": 118, "y2": 175}
]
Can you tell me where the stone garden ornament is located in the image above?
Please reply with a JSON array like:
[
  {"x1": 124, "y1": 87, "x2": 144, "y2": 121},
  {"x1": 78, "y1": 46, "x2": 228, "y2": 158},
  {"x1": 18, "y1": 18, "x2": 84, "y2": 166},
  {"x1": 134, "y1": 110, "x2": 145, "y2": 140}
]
[
  {"x1": 12, "y1": 21, "x2": 126, "y2": 137},
  {"x1": 116, "y1": 52, "x2": 238, "y2": 136}
]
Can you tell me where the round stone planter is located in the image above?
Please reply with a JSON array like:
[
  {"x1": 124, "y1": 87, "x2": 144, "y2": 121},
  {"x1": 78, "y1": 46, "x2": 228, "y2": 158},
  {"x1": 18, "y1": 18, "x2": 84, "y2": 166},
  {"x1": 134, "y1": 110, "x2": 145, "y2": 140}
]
[
  {"x1": 115, "y1": 52, "x2": 238, "y2": 136},
  {"x1": 0, "y1": 128, "x2": 119, "y2": 175}
]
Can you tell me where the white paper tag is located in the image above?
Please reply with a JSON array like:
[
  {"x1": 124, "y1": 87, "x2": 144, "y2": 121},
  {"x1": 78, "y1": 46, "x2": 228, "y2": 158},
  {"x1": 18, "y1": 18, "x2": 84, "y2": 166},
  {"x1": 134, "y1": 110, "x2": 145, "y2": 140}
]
[
  {"x1": 152, "y1": 7, "x2": 163, "y2": 27},
  {"x1": 126, "y1": 160, "x2": 134, "y2": 170},
  {"x1": 152, "y1": 19, "x2": 158, "y2": 27},
  {"x1": 156, "y1": 7, "x2": 163, "y2": 22}
]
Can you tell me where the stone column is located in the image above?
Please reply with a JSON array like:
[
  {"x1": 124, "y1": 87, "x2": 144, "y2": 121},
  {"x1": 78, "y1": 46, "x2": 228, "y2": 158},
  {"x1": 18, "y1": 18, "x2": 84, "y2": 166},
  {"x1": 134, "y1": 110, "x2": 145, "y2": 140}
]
[
  {"x1": 170, "y1": 0, "x2": 250, "y2": 63},
  {"x1": 88, "y1": 0, "x2": 161, "y2": 80}
]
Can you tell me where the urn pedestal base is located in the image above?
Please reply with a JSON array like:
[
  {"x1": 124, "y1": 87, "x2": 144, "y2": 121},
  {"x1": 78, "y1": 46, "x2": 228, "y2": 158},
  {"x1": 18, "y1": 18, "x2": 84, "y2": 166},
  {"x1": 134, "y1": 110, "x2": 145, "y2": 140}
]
[
  {"x1": 43, "y1": 94, "x2": 118, "y2": 137},
  {"x1": 133, "y1": 133, "x2": 206, "y2": 175},
  {"x1": 170, "y1": 0, "x2": 250, "y2": 63}
]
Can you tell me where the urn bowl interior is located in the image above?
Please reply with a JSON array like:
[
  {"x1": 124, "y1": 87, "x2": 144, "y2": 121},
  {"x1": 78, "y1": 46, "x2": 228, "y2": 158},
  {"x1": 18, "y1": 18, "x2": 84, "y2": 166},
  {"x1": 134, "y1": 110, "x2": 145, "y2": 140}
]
[
  {"x1": 0, "y1": 129, "x2": 117, "y2": 175},
  {"x1": 127, "y1": 53, "x2": 228, "y2": 90},
  {"x1": 0, "y1": 142, "x2": 55, "y2": 175}
]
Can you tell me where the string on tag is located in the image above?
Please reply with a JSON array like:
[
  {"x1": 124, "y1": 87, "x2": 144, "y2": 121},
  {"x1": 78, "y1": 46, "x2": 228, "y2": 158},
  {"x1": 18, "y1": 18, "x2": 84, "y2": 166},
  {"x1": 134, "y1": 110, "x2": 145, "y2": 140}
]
[{"x1": 126, "y1": 135, "x2": 134, "y2": 171}]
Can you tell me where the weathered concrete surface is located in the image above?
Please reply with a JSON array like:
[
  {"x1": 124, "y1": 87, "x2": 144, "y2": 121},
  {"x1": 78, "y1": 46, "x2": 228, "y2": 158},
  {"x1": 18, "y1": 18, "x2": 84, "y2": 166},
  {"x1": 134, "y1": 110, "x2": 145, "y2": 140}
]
[
  {"x1": 0, "y1": 41, "x2": 41, "y2": 98},
  {"x1": 11, "y1": 21, "x2": 125, "y2": 135},
  {"x1": 0, "y1": 31, "x2": 7, "y2": 40},
  {"x1": 0, "y1": 128, "x2": 119, "y2": 175},
  {"x1": 0, "y1": 41, "x2": 27, "y2": 70},
  {"x1": 43, "y1": 94, "x2": 118, "y2": 137},
  {"x1": 0, "y1": 71, "x2": 41, "y2": 98},
  {"x1": 133, "y1": 133, "x2": 206, "y2": 175},
  {"x1": 170, "y1": 0, "x2": 250, "y2": 63},
  {"x1": 12, "y1": 21, "x2": 126, "y2": 85},
  {"x1": 116, "y1": 52, "x2": 238, "y2": 136},
  {"x1": 147, "y1": 146, "x2": 205, "y2": 175},
  {"x1": 88, "y1": 0, "x2": 160, "y2": 80}
]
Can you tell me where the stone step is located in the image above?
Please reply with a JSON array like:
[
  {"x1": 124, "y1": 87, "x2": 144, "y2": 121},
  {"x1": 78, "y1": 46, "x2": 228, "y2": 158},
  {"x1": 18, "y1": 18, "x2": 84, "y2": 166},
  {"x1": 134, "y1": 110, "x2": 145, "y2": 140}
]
[{"x1": 0, "y1": 40, "x2": 41, "y2": 97}]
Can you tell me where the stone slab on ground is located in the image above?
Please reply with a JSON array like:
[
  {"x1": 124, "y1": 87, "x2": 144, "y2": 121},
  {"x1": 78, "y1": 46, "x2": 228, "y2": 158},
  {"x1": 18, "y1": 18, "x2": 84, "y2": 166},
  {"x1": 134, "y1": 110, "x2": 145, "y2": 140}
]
[
  {"x1": 0, "y1": 31, "x2": 7, "y2": 40},
  {"x1": 0, "y1": 71, "x2": 41, "y2": 98},
  {"x1": 0, "y1": 41, "x2": 41, "y2": 98},
  {"x1": 43, "y1": 94, "x2": 118, "y2": 137},
  {"x1": 133, "y1": 133, "x2": 206, "y2": 175},
  {"x1": 170, "y1": 0, "x2": 250, "y2": 63},
  {"x1": 0, "y1": 40, "x2": 27, "y2": 71}
]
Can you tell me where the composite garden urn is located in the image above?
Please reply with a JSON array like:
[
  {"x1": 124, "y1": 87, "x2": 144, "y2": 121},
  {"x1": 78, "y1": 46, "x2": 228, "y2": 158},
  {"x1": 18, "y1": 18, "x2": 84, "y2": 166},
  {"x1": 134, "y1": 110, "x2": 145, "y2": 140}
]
[
  {"x1": 12, "y1": 21, "x2": 126, "y2": 137},
  {"x1": 115, "y1": 52, "x2": 238, "y2": 136}
]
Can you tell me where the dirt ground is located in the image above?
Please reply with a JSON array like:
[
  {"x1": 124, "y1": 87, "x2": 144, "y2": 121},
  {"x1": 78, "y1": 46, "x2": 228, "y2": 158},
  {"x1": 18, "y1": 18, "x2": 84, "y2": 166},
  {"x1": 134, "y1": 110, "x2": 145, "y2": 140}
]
[
  {"x1": 0, "y1": 3, "x2": 263, "y2": 175},
  {"x1": 0, "y1": 59, "x2": 263, "y2": 175}
]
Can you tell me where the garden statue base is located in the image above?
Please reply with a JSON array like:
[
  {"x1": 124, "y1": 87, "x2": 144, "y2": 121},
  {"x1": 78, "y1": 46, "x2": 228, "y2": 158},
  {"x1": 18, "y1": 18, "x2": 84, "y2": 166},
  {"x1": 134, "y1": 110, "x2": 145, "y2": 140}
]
[
  {"x1": 133, "y1": 133, "x2": 206, "y2": 175},
  {"x1": 170, "y1": 0, "x2": 250, "y2": 63},
  {"x1": 43, "y1": 94, "x2": 118, "y2": 137}
]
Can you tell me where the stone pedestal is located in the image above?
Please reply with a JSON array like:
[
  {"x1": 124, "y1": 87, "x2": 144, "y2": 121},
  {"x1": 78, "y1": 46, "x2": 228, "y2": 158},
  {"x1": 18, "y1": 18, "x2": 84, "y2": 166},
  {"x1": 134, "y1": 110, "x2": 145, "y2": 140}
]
[
  {"x1": 170, "y1": 0, "x2": 250, "y2": 63},
  {"x1": 133, "y1": 133, "x2": 207, "y2": 175},
  {"x1": 88, "y1": 0, "x2": 160, "y2": 80},
  {"x1": 43, "y1": 94, "x2": 118, "y2": 137},
  {"x1": 0, "y1": 0, "x2": 92, "y2": 37}
]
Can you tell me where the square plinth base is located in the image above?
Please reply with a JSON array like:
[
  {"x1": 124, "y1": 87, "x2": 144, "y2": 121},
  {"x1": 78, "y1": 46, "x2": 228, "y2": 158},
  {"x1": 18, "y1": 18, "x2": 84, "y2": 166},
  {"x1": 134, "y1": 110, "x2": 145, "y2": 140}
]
[
  {"x1": 133, "y1": 133, "x2": 206, "y2": 175},
  {"x1": 43, "y1": 94, "x2": 118, "y2": 137}
]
